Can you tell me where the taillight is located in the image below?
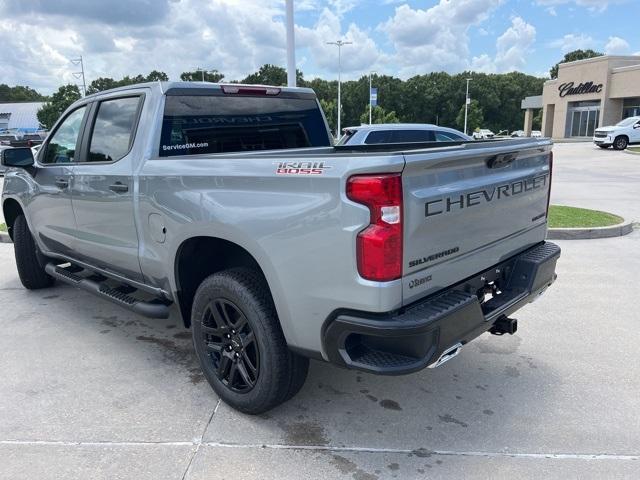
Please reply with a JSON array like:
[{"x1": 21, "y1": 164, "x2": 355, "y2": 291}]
[
  {"x1": 546, "y1": 151, "x2": 553, "y2": 218},
  {"x1": 347, "y1": 173, "x2": 403, "y2": 282}
]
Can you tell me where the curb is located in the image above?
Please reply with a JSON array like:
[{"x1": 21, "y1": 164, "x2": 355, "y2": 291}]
[
  {"x1": 547, "y1": 220, "x2": 635, "y2": 240},
  {"x1": 0, "y1": 231, "x2": 11, "y2": 243}
]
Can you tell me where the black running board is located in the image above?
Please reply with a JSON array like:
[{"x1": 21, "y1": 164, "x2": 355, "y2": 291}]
[{"x1": 45, "y1": 263, "x2": 171, "y2": 319}]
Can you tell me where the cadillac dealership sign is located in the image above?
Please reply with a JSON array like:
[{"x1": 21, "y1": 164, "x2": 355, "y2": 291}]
[{"x1": 558, "y1": 81, "x2": 603, "y2": 97}]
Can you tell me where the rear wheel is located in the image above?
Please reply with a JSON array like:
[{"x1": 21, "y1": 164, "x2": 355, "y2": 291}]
[
  {"x1": 13, "y1": 215, "x2": 54, "y2": 290},
  {"x1": 613, "y1": 136, "x2": 628, "y2": 150},
  {"x1": 191, "y1": 268, "x2": 308, "y2": 414}
]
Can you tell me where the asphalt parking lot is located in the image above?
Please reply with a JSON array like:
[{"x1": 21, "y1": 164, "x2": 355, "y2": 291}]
[{"x1": 1, "y1": 143, "x2": 639, "y2": 479}]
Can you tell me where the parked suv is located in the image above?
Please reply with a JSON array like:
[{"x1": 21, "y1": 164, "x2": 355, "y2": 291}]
[
  {"x1": 337, "y1": 123, "x2": 471, "y2": 145},
  {"x1": 473, "y1": 129, "x2": 495, "y2": 140},
  {"x1": 1, "y1": 82, "x2": 560, "y2": 414},
  {"x1": 593, "y1": 116, "x2": 640, "y2": 150}
]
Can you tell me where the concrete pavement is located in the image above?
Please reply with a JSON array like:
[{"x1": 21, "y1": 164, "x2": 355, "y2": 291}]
[
  {"x1": 1, "y1": 232, "x2": 640, "y2": 478},
  {"x1": 551, "y1": 142, "x2": 640, "y2": 222}
]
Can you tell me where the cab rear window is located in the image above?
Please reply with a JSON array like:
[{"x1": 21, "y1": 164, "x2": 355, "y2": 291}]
[{"x1": 159, "y1": 94, "x2": 331, "y2": 157}]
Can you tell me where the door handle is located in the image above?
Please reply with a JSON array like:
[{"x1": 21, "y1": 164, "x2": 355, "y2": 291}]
[
  {"x1": 109, "y1": 182, "x2": 129, "y2": 193},
  {"x1": 54, "y1": 178, "x2": 69, "y2": 189}
]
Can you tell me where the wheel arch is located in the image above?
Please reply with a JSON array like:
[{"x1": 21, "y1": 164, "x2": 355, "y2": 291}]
[
  {"x1": 173, "y1": 236, "x2": 276, "y2": 328},
  {"x1": 2, "y1": 197, "x2": 25, "y2": 240}
]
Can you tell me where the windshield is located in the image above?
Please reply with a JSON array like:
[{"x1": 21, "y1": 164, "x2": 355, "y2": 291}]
[{"x1": 615, "y1": 117, "x2": 638, "y2": 127}]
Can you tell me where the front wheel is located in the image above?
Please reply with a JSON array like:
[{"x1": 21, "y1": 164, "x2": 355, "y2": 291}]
[
  {"x1": 13, "y1": 215, "x2": 54, "y2": 290},
  {"x1": 613, "y1": 136, "x2": 628, "y2": 150},
  {"x1": 191, "y1": 268, "x2": 308, "y2": 414}
]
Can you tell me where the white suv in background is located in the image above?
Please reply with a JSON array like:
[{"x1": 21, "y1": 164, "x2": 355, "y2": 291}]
[
  {"x1": 472, "y1": 129, "x2": 495, "y2": 140},
  {"x1": 593, "y1": 116, "x2": 640, "y2": 150}
]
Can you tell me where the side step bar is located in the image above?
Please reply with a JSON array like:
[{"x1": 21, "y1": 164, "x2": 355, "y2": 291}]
[{"x1": 45, "y1": 263, "x2": 171, "y2": 319}]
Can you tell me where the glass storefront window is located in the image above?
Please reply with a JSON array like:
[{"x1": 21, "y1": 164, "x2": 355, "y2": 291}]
[
  {"x1": 622, "y1": 98, "x2": 640, "y2": 119},
  {"x1": 567, "y1": 100, "x2": 600, "y2": 137}
]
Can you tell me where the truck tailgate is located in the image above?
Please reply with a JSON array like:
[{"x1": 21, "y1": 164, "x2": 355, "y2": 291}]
[{"x1": 401, "y1": 139, "x2": 552, "y2": 305}]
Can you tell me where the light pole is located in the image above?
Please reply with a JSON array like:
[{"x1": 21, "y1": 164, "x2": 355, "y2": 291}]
[
  {"x1": 464, "y1": 77, "x2": 472, "y2": 135},
  {"x1": 368, "y1": 71, "x2": 376, "y2": 125},
  {"x1": 285, "y1": 0, "x2": 296, "y2": 87},
  {"x1": 327, "y1": 40, "x2": 352, "y2": 138}
]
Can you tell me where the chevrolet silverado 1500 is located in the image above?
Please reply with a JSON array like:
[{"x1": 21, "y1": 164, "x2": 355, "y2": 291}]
[{"x1": 1, "y1": 82, "x2": 560, "y2": 413}]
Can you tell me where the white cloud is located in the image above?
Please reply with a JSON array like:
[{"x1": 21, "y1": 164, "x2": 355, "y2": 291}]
[
  {"x1": 494, "y1": 17, "x2": 536, "y2": 71},
  {"x1": 379, "y1": 0, "x2": 504, "y2": 77},
  {"x1": 535, "y1": 0, "x2": 626, "y2": 13},
  {"x1": 546, "y1": 6, "x2": 558, "y2": 15},
  {"x1": 296, "y1": 8, "x2": 382, "y2": 76},
  {"x1": 0, "y1": 0, "x2": 386, "y2": 93},
  {"x1": 604, "y1": 36, "x2": 630, "y2": 54},
  {"x1": 548, "y1": 33, "x2": 595, "y2": 53},
  {"x1": 470, "y1": 16, "x2": 536, "y2": 73}
]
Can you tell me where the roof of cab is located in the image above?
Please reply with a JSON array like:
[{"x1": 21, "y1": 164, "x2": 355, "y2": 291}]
[{"x1": 83, "y1": 81, "x2": 316, "y2": 99}]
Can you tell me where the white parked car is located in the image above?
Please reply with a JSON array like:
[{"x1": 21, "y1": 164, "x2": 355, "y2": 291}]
[
  {"x1": 510, "y1": 130, "x2": 526, "y2": 137},
  {"x1": 531, "y1": 130, "x2": 542, "y2": 138},
  {"x1": 593, "y1": 116, "x2": 640, "y2": 150},
  {"x1": 472, "y1": 129, "x2": 495, "y2": 140}
]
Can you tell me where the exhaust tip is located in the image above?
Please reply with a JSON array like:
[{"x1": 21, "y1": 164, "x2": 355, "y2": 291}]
[{"x1": 428, "y1": 342, "x2": 463, "y2": 368}]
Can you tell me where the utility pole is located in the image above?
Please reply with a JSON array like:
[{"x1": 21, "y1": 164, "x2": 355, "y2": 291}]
[
  {"x1": 464, "y1": 77, "x2": 472, "y2": 135},
  {"x1": 368, "y1": 71, "x2": 376, "y2": 125},
  {"x1": 196, "y1": 67, "x2": 205, "y2": 82},
  {"x1": 285, "y1": 0, "x2": 296, "y2": 87},
  {"x1": 327, "y1": 40, "x2": 352, "y2": 138},
  {"x1": 71, "y1": 56, "x2": 87, "y2": 96}
]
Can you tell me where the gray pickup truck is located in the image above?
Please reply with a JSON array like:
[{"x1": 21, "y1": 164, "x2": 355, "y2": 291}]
[{"x1": 1, "y1": 82, "x2": 560, "y2": 414}]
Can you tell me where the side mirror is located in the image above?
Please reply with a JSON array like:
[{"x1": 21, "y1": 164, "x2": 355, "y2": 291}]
[
  {"x1": 633, "y1": 123, "x2": 640, "y2": 129},
  {"x1": 0, "y1": 147, "x2": 34, "y2": 168}
]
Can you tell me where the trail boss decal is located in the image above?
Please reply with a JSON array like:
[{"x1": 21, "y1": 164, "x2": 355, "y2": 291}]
[
  {"x1": 425, "y1": 173, "x2": 549, "y2": 218},
  {"x1": 275, "y1": 161, "x2": 331, "y2": 175}
]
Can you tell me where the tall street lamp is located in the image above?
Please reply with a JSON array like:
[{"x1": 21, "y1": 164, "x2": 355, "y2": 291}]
[
  {"x1": 285, "y1": 0, "x2": 296, "y2": 87},
  {"x1": 464, "y1": 77, "x2": 472, "y2": 135},
  {"x1": 327, "y1": 39, "x2": 352, "y2": 138}
]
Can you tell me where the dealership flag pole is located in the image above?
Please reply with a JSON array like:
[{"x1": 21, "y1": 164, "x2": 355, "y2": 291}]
[
  {"x1": 464, "y1": 77, "x2": 472, "y2": 135},
  {"x1": 286, "y1": 0, "x2": 296, "y2": 87},
  {"x1": 369, "y1": 72, "x2": 377, "y2": 124}
]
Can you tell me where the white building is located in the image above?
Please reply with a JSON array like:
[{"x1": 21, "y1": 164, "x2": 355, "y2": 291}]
[{"x1": 0, "y1": 102, "x2": 44, "y2": 132}]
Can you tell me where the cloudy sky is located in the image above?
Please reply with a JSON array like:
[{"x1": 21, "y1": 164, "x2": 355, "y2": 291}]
[{"x1": 0, "y1": 0, "x2": 638, "y2": 94}]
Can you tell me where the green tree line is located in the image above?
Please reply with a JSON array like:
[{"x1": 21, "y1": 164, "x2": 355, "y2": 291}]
[{"x1": 2, "y1": 49, "x2": 602, "y2": 131}]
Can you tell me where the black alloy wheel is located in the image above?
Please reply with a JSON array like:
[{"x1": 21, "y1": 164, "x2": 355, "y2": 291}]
[{"x1": 200, "y1": 298, "x2": 259, "y2": 393}]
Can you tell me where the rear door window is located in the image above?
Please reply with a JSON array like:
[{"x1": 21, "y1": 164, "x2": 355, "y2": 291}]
[
  {"x1": 435, "y1": 130, "x2": 465, "y2": 141},
  {"x1": 160, "y1": 94, "x2": 331, "y2": 156},
  {"x1": 364, "y1": 130, "x2": 393, "y2": 144},
  {"x1": 87, "y1": 96, "x2": 142, "y2": 163},
  {"x1": 391, "y1": 130, "x2": 435, "y2": 143}
]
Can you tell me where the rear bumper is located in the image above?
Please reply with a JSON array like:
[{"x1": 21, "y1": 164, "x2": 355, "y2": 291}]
[{"x1": 322, "y1": 241, "x2": 561, "y2": 375}]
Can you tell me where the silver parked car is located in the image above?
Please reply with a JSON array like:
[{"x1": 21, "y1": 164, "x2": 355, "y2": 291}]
[{"x1": 337, "y1": 123, "x2": 471, "y2": 145}]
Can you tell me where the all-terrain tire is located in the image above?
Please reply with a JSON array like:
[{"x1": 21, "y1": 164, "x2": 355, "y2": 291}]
[
  {"x1": 13, "y1": 215, "x2": 54, "y2": 290},
  {"x1": 191, "y1": 268, "x2": 309, "y2": 414}
]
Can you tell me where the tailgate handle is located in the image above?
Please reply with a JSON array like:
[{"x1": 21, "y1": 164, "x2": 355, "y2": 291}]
[{"x1": 487, "y1": 152, "x2": 518, "y2": 169}]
